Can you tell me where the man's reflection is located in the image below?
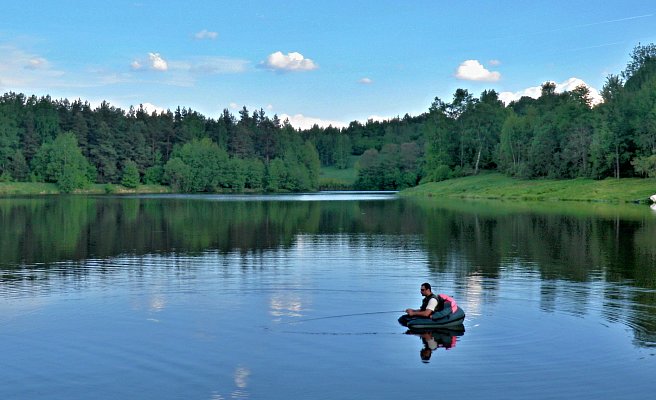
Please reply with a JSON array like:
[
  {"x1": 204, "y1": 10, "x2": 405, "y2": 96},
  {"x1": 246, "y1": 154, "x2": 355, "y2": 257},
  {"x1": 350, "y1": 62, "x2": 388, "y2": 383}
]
[{"x1": 406, "y1": 327, "x2": 464, "y2": 363}]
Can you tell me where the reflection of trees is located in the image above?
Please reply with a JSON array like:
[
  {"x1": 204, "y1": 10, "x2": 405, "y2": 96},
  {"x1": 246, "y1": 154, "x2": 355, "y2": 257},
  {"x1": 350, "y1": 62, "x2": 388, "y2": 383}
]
[
  {"x1": 0, "y1": 197, "x2": 424, "y2": 268},
  {"x1": 1, "y1": 196, "x2": 655, "y2": 346},
  {"x1": 0, "y1": 197, "x2": 94, "y2": 265},
  {"x1": 417, "y1": 199, "x2": 655, "y2": 286},
  {"x1": 415, "y1": 199, "x2": 656, "y2": 347}
]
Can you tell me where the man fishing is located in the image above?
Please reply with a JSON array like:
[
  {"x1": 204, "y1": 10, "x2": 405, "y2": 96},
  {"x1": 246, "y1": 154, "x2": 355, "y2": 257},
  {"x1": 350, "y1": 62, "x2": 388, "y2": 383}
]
[
  {"x1": 399, "y1": 282, "x2": 465, "y2": 328},
  {"x1": 404, "y1": 282, "x2": 439, "y2": 318}
]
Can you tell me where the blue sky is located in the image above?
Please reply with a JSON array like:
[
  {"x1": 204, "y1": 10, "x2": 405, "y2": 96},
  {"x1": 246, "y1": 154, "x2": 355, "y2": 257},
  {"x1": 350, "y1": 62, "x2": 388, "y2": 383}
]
[{"x1": 1, "y1": 1, "x2": 654, "y2": 128}]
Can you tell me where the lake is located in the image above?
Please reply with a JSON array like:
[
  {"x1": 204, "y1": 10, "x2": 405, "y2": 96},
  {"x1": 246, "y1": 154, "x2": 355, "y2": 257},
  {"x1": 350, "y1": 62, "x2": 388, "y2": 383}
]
[{"x1": 1, "y1": 193, "x2": 655, "y2": 399}]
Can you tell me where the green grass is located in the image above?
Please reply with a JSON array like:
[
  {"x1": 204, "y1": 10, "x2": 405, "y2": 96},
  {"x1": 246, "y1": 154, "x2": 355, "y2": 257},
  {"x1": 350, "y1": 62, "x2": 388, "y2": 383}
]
[
  {"x1": 0, "y1": 182, "x2": 61, "y2": 195},
  {"x1": 91, "y1": 184, "x2": 172, "y2": 195},
  {"x1": 318, "y1": 155, "x2": 361, "y2": 190},
  {"x1": 320, "y1": 166, "x2": 357, "y2": 182},
  {"x1": 0, "y1": 182, "x2": 171, "y2": 196},
  {"x1": 409, "y1": 196, "x2": 653, "y2": 220},
  {"x1": 402, "y1": 172, "x2": 656, "y2": 203},
  {"x1": 319, "y1": 166, "x2": 358, "y2": 190}
]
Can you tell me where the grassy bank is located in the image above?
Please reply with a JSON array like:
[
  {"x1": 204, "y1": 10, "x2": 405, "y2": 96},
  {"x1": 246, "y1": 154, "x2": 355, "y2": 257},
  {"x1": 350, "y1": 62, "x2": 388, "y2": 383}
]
[
  {"x1": 0, "y1": 182, "x2": 171, "y2": 196},
  {"x1": 319, "y1": 166, "x2": 358, "y2": 190},
  {"x1": 402, "y1": 173, "x2": 656, "y2": 203}
]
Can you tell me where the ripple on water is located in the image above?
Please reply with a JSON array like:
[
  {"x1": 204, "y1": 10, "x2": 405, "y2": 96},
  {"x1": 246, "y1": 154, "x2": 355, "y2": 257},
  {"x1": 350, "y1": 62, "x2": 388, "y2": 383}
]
[{"x1": 2, "y1": 228, "x2": 656, "y2": 399}]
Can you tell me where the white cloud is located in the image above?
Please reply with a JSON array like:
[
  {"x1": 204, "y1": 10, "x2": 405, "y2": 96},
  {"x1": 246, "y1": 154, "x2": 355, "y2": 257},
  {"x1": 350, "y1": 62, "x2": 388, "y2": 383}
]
[
  {"x1": 498, "y1": 77, "x2": 603, "y2": 105},
  {"x1": 139, "y1": 102, "x2": 167, "y2": 115},
  {"x1": 148, "y1": 52, "x2": 168, "y2": 71},
  {"x1": 489, "y1": 59, "x2": 501, "y2": 66},
  {"x1": 194, "y1": 30, "x2": 218, "y2": 40},
  {"x1": 0, "y1": 45, "x2": 64, "y2": 89},
  {"x1": 130, "y1": 52, "x2": 169, "y2": 71},
  {"x1": 130, "y1": 54, "x2": 247, "y2": 87},
  {"x1": 359, "y1": 77, "x2": 373, "y2": 84},
  {"x1": 498, "y1": 86, "x2": 542, "y2": 104},
  {"x1": 279, "y1": 113, "x2": 347, "y2": 130},
  {"x1": 25, "y1": 57, "x2": 49, "y2": 70},
  {"x1": 367, "y1": 115, "x2": 392, "y2": 122},
  {"x1": 229, "y1": 102, "x2": 239, "y2": 109},
  {"x1": 264, "y1": 51, "x2": 318, "y2": 72},
  {"x1": 130, "y1": 60, "x2": 143, "y2": 70},
  {"x1": 455, "y1": 60, "x2": 501, "y2": 82}
]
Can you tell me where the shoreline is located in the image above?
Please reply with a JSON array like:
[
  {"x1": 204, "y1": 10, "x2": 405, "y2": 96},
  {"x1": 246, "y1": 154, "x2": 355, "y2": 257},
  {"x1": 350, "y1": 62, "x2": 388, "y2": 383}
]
[
  {"x1": 2, "y1": 173, "x2": 655, "y2": 203},
  {"x1": 401, "y1": 173, "x2": 656, "y2": 204},
  {"x1": 0, "y1": 183, "x2": 316, "y2": 196},
  {"x1": 0, "y1": 183, "x2": 173, "y2": 196}
]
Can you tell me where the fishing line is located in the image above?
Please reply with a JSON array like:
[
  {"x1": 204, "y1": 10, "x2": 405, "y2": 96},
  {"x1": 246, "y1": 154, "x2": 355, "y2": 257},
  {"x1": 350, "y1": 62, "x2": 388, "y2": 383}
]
[
  {"x1": 275, "y1": 310, "x2": 403, "y2": 325},
  {"x1": 268, "y1": 330, "x2": 403, "y2": 336}
]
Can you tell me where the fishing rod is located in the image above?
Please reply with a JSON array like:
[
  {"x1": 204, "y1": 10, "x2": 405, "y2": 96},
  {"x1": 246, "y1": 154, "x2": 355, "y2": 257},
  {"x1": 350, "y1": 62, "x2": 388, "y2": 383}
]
[{"x1": 275, "y1": 310, "x2": 404, "y2": 325}]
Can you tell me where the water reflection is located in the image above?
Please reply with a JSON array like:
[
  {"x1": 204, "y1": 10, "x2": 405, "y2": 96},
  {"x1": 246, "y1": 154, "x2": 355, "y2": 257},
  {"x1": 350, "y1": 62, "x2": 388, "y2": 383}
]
[
  {"x1": 1, "y1": 195, "x2": 655, "y2": 349},
  {"x1": 210, "y1": 366, "x2": 251, "y2": 400},
  {"x1": 2, "y1": 194, "x2": 656, "y2": 399},
  {"x1": 269, "y1": 293, "x2": 304, "y2": 319},
  {"x1": 405, "y1": 327, "x2": 465, "y2": 363}
]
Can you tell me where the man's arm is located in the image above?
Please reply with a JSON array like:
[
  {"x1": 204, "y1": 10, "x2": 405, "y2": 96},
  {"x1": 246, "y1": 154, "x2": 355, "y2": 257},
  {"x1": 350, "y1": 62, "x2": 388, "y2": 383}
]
[
  {"x1": 405, "y1": 308, "x2": 433, "y2": 317},
  {"x1": 406, "y1": 298, "x2": 437, "y2": 317}
]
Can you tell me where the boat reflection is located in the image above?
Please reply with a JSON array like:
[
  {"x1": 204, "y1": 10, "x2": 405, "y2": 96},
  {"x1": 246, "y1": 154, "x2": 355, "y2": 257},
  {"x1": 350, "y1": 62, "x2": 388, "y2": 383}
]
[{"x1": 404, "y1": 326, "x2": 465, "y2": 363}]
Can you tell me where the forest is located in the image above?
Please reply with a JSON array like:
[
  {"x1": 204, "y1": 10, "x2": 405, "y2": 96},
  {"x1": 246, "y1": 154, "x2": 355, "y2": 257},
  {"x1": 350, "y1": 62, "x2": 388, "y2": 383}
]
[{"x1": 0, "y1": 43, "x2": 655, "y2": 193}]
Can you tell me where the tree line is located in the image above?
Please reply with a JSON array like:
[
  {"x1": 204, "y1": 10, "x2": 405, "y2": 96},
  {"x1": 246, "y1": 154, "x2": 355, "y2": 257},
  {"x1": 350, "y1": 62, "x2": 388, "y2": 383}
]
[
  {"x1": 315, "y1": 43, "x2": 656, "y2": 188},
  {"x1": 1, "y1": 43, "x2": 655, "y2": 192},
  {"x1": 348, "y1": 43, "x2": 656, "y2": 188},
  {"x1": 0, "y1": 98, "x2": 320, "y2": 192},
  {"x1": 424, "y1": 44, "x2": 656, "y2": 182}
]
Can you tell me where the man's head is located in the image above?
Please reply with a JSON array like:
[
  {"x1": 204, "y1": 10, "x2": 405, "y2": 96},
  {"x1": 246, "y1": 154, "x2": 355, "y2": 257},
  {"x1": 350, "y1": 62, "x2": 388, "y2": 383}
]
[
  {"x1": 420, "y1": 282, "x2": 432, "y2": 296},
  {"x1": 420, "y1": 347, "x2": 432, "y2": 362}
]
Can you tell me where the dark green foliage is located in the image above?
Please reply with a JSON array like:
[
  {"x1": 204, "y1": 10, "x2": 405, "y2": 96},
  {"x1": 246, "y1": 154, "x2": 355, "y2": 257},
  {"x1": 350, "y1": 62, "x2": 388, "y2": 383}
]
[
  {"x1": 31, "y1": 132, "x2": 93, "y2": 192},
  {"x1": 2, "y1": 42, "x2": 656, "y2": 192},
  {"x1": 0, "y1": 94, "x2": 327, "y2": 193},
  {"x1": 163, "y1": 157, "x2": 193, "y2": 192},
  {"x1": 622, "y1": 43, "x2": 656, "y2": 82},
  {"x1": 91, "y1": 121, "x2": 119, "y2": 183},
  {"x1": 143, "y1": 150, "x2": 164, "y2": 184},
  {"x1": 355, "y1": 143, "x2": 420, "y2": 190},
  {"x1": 421, "y1": 44, "x2": 656, "y2": 182},
  {"x1": 224, "y1": 158, "x2": 246, "y2": 191},
  {"x1": 121, "y1": 160, "x2": 140, "y2": 188},
  {"x1": 265, "y1": 158, "x2": 286, "y2": 192},
  {"x1": 9, "y1": 150, "x2": 29, "y2": 181},
  {"x1": 0, "y1": 100, "x2": 20, "y2": 177},
  {"x1": 144, "y1": 165, "x2": 164, "y2": 184},
  {"x1": 631, "y1": 155, "x2": 656, "y2": 177},
  {"x1": 164, "y1": 138, "x2": 229, "y2": 192},
  {"x1": 424, "y1": 164, "x2": 452, "y2": 182},
  {"x1": 242, "y1": 158, "x2": 265, "y2": 190}
]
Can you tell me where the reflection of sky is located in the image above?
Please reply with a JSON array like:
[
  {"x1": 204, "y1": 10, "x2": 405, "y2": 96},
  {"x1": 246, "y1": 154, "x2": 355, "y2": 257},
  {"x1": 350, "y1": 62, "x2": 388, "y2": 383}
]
[
  {"x1": 231, "y1": 366, "x2": 251, "y2": 399},
  {"x1": 234, "y1": 366, "x2": 250, "y2": 388},
  {"x1": 0, "y1": 297, "x2": 49, "y2": 325},
  {"x1": 149, "y1": 294, "x2": 166, "y2": 312},
  {"x1": 267, "y1": 236, "x2": 313, "y2": 321},
  {"x1": 269, "y1": 294, "x2": 303, "y2": 319},
  {"x1": 462, "y1": 274, "x2": 483, "y2": 318},
  {"x1": 4, "y1": 198, "x2": 656, "y2": 399},
  {"x1": 132, "y1": 192, "x2": 398, "y2": 202},
  {"x1": 210, "y1": 366, "x2": 251, "y2": 400}
]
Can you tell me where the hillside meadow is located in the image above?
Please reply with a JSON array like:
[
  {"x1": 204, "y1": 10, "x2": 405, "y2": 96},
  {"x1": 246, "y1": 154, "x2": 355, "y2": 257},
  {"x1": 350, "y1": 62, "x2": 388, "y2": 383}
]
[{"x1": 402, "y1": 173, "x2": 656, "y2": 203}]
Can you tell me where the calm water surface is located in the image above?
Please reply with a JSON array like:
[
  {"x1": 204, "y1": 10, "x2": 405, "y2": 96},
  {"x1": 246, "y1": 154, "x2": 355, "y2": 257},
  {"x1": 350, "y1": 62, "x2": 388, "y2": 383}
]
[{"x1": 1, "y1": 194, "x2": 655, "y2": 399}]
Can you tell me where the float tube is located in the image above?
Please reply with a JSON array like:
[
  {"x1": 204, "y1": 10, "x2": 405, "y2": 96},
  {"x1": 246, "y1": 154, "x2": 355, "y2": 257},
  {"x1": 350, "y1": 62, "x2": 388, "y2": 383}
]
[{"x1": 398, "y1": 307, "x2": 466, "y2": 330}]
